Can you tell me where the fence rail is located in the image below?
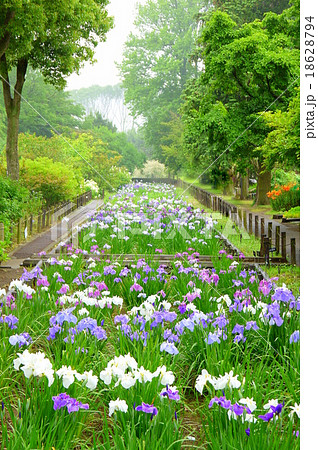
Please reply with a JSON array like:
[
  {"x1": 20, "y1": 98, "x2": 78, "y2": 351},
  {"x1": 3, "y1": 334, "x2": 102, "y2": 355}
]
[
  {"x1": 0, "y1": 190, "x2": 92, "y2": 251},
  {"x1": 131, "y1": 177, "x2": 299, "y2": 265}
]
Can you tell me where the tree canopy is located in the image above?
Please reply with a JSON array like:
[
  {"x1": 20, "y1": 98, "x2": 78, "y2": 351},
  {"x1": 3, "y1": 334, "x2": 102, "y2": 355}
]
[
  {"x1": 0, "y1": 0, "x2": 113, "y2": 179},
  {"x1": 180, "y1": 0, "x2": 299, "y2": 203},
  {"x1": 119, "y1": 0, "x2": 207, "y2": 159}
]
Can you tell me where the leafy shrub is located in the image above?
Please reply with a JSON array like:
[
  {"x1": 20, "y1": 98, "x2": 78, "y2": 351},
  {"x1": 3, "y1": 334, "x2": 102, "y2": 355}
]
[
  {"x1": 133, "y1": 160, "x2": 167, "y2": 178},
  {"x1": 20, "y1": 157, "x2": 81, "y2": 206},
  {"x1": 105, "y1": 166, "x2": 131, "y2": 191},
  {"x1": 283, "y1": 206, "x2": 300, "y2": 219},
  {"x1": 267, "y1": 183, "x2": 300, "y2": 211},
  {"x1": 83, "y1": 179, "x2": 99, "y2": 198},
  {"x1": 271, "y1": 169, "x2": 300, "y2": 189},
  {"x1": 0, "y1": 177, "x2": 42, "y2": 221},
  {"x1": 0, "y1": 176, "x2": 42, "y2": 260}
]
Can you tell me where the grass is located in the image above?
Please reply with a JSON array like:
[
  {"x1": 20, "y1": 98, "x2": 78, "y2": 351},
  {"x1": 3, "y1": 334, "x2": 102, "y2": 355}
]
[
  {"x1": 179, "y1": 175, "x2": 284, "y2": 217},
  {"x1": 180, "y1": 188, "x2": 300, "y2": 295},
  {"x1": 260, "y1": 264, "x2": 300, "y2": 295}
]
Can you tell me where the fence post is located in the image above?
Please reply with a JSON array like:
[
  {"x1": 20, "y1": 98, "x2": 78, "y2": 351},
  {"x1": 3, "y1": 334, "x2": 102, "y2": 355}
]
[
  {"x1": 38, "y1": 214, "x2": 41, "y2": 232},
  {"x1": 249, "y1": 213, "x2": 253, "y2": 234},
  {"x1": 243, "y1": 211, "x2": 247, "y2": 230},
  {"x1": 290, "y1": 238, "x2": 296, "y2": 265},
  {"x1": 0, "y1": 222, "x2": 4, "y2": 242},
  {"x1": 255, "y1": 215, "x2": 259, "y2": 238},
  {"x1": 260, "y1": 218, "x2": 265, "y2": 236},
  {"x1": 17, "y1": 219, "x2": 21, "y2": 244},
  {"x1": 30, "y1": 215, "x2": 33, "y2": 235},
  {"x1": 268, "y1": 222, "x2": 272, "y2": 244},
  {"x1": 275, "y1": 226, "x2": 280, "y2": 255},
  {"x1": 281, "y1": 231, "x2": 286, "y2": 260}
]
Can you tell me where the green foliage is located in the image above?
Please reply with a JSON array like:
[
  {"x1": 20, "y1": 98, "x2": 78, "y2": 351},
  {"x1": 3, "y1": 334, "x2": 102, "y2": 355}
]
[
  {"x1": 119, "y1": 0, "x2": 204, "y2": 161},
  {"x1": 271, "y1": 168, "x2": 299, "y2": 188},
  {"x1": 259, "y1": 88, "x2": 300, "y2": 169},
  {"x1": 267, "y1": 183, "x2": 300, "y2": 211},
  {"x1": 283, "y1": 206, "x2": 300, "y2": 218},
  {"x1": 86, "y1": 125, "x2": 146, "y2": 173},
  {"x1": 213, "y1": 0, "x2": 290, "y2": 25},
  {"x1": 181, "y1": 1, "x2": 299, "y2": 203},
  {"x1": 133, "y1": 160, "x2": 167, "y2": 179},
  {"x1": 0, "y1": 176, "x2": 40, "y2": 223},
  {"x1": 0, "y1": 175, "x2": 42, "y2": 258},
  {"x1": 20, "y1": 157, "x2": 80, "y2": 206},
  {"x1": 17, "y1": 70, "x2": 85, "y2": 137},
  {"x1": 0, "y1": 0, "x2": 113, "y2": 179}
]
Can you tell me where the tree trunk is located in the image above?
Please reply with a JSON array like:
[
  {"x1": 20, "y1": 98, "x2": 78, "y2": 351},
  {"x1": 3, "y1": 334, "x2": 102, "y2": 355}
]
[
  {"x1": 6, "y1": 112, "x2": 20, "y2": 179},
  {"x1": 240, "y1": 173, "x2": 249, "y2": 200},
  {"x1": 0, "y1": 56, "x2": 27, "y2": 180},
  {"x1": 256, "y1": 163, "x2": 271, "y2": 205}
]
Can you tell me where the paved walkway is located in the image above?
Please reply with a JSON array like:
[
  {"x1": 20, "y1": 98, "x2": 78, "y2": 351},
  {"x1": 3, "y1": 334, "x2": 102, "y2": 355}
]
[{"x1": 0, "y1": 199, "x2": 104, "y2": 270}]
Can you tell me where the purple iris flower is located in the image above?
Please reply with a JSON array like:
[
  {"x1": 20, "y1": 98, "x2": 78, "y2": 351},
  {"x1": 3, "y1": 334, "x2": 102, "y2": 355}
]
[
  {"x1": 232, "y1": 324, "x2": 244, "y2": 335},
  {"x1": 160, "y1": 386, "x2": 180, "y2": 401},
  {"x1": 245, "y1": 428, "x2": 250, "y2": 436},
  {"x1": 258, "y1": 280, "x2": 272, "y2": 296},
  {"x1": 290, "y1": 330, "x2": 300, "y2": 344},
  {"x1": 135, "y1": 402, "x2": 158, "y2": 419},
  {"x1": 114, "y1": 277, "x2": 122, "y2": 283},
  {"x1": 9, "y1": 332, "x2": 32, "y2": 347},
  {"x1": 212, "y1": 316, "x2": 229, "y2": 329},
  {"x1": 47, "y1": 325, "x2": 62, "y2": 341},
  {"x1": 209, "y1": 396, "x2": 232, "y2": 409},
  {"x1": 206, "y1": 332, "x2": 221, "y2": 345},
  {"x1": 258, "y1": 403, "x2": 284, "y2": 422},
  {"x1": 232, "y1": 403, "x2": 245, "y2": 416},
  {"x1": 160, "y1": 341, "x2": 179, "y2": 355},
  {"x1": 50, "y1": 308, "x2": 77, "y2": 327},
  {"x1": 258, "y1": 411, "x2": 274, "y2": 422},
  {"x1": 272, "y1": 288, "x2": 295, "y2": 303},
  {"x1": 245, "y1": 321, "x2": 259, "y2": 331},
  {"x1": 233, "y1": 280, "x2": 244, "y2": 287},
  {"x1": 114, "y1": 315, "x2": 129, "y2": 325},
  {"x1": 52, "y1": 393, "x2": 89, "y2": 414},
  {"x1": 103, "y1": 265, "x2": 116, "y2": 275},
  {"x1": 130, "y1": 282, "x2": 143, "y2": 292},
  {"x1": 57, "y1": 284, "x2": 70, "y2": 295},
  {"x1": 234, "y1": 333, "x2": 246, "y2": 343},
  {"x1": 37, "y1": 276, "x2": 50, "y2": 287},
  {"x1": 3, "y1": 314, "x2": 19, "y2": 329}
]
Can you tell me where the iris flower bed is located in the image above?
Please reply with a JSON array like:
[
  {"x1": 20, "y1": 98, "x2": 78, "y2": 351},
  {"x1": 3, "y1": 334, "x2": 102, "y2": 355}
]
[{"x1": 0, "y1": 183, "x2": 299, "y2": 449}]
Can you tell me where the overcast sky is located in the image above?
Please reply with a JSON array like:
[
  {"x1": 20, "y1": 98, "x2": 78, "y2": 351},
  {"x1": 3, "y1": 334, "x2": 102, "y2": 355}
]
[{"x1": 66, "y1": 0, "x2": 147, "y2": 91}]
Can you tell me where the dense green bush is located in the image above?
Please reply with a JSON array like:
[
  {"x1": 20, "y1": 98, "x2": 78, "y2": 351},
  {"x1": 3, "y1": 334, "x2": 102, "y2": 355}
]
[
  {"x1": 0, "y1": 176, "x2": 42, "y2": 221},
  {"x1": 284, "y1": 206, "x2": 300, "y2": 218},
  {"x1": 20, "y1": 157, "x2": 81, "y2": 206},
  {"x1": 0, "y1": 176, "x2": 42, "y2": 260},
  {"x1": 267, "y1": 183, "x2": 300, "y2": 211}
]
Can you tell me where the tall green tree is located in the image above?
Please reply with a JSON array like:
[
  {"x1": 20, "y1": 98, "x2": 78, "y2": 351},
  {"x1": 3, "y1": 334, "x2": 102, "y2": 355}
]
[
  {"x1": 0, "y1": 0, "x2": 113, "y2": 180},
  {"x1": 213, "y1": 0, "x2": 290, "y2": 25},
  {"x1": 181, "y1": 1, "x2": 299, "y2": 204},
  {"x1": 119, "y1": 0, "x2": 206, "y2": 162}
]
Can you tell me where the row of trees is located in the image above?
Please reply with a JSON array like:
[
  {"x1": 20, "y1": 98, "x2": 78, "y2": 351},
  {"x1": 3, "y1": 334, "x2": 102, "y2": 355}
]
[{"x1": 119, "y1": 0, "x2": 299, "y2": 204}]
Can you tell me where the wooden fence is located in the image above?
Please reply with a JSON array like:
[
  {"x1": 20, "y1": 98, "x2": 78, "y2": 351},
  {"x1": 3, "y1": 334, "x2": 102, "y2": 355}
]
[
  {"x1": 131, "y1": 177, "x2": 298, "y2": 265},
  {"x1": 0, "y1": 190, "x2": 92, "y2": 249}
]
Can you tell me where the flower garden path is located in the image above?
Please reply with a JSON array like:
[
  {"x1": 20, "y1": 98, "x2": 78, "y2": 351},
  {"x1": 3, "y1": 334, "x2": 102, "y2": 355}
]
[{"x1": 0, "y1": 198, "x2": 104, "y2": 288}]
